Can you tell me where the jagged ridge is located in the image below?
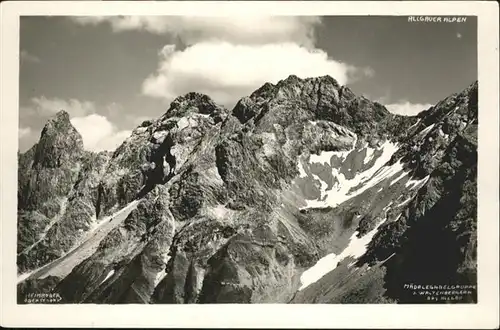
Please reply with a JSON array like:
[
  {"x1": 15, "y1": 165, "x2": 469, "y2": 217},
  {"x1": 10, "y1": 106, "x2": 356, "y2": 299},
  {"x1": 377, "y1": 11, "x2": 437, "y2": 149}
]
[{"x1": 17, "y1": 75, "x2": 478, "y2": 304}]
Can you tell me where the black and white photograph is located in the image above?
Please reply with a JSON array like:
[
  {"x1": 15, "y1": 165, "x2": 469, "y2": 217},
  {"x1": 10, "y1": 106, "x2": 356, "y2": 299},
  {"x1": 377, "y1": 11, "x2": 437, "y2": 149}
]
[{"x1": 1, "y1": 1, "x2": 499, "y2": 328}]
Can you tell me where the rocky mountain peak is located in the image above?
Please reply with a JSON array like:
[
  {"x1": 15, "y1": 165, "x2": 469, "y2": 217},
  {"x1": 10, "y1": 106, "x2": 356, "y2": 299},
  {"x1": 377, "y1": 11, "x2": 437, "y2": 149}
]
[
  {"x1": 164, "y1": 92, "x2": 227, "y2": 120},
  {"x1": 33, "y1": 110, "x2": 84, "y2": 168},
  {"x1": 41, "y1": 110, "x2": 73, "y2": 134},
  {"x1": 245, "y1": 75, "x2": 342, "y2": 104},
  {"x1": 53, "y1": 109, "x2": 71, "y2": 121},
  {"x1": 233, "y1": 74, "x2": 394, "y2": 143},
  {"x1": 276, "y1": 74, "x2": 342, "y2": 89}
]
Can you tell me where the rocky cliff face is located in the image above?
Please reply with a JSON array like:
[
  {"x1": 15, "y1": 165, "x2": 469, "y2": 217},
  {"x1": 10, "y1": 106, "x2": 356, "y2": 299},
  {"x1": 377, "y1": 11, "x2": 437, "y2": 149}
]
[
  {"x1": 17, "y1": 76, "x2": 478, "y2": 304},
  {"x1": 17, "y1": 111, "x2": 111, "y2": 273}
]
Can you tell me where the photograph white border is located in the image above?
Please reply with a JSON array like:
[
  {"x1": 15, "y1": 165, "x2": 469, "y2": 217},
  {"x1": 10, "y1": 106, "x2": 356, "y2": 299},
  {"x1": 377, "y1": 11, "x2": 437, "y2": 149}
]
[{"x1": 1, "y1": 1, "x2": 498, "y2": 328}]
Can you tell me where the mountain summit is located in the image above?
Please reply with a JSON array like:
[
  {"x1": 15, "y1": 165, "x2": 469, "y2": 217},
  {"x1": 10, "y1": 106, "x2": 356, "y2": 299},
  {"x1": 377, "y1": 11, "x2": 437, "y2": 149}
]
[{"x1": 17, "y1": 75, "x2": 478, "y2": 304}]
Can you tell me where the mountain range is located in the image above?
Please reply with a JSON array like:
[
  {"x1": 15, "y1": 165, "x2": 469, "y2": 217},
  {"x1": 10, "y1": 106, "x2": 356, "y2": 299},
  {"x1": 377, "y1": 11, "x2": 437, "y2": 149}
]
[{"x1": 17, "y1": 75, "x2": 478, "y2": 304}]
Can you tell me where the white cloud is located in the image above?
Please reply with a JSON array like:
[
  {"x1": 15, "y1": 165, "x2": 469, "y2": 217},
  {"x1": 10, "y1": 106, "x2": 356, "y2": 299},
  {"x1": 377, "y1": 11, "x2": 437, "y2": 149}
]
[
  {"x1": 30, "y1": 96, "x2": 95, "y2": 117},
  {"x1": 20, "y1": 97, "x2": 131, "y2": 152},
  {"x1": 385, "y1": 101, "x2": 433, "y2": 116},
  {"x1": 20, "y1": 50, "x2": 41, "y2": 64},
  {"x1": 142, "y1": 42, "x2": 368, "y2": 108},
  {"x1": 18, "y1": 127, "x2": 32, "y2": 139},
  {"x1": 71, "y1": 16, "x2": 320, "y2": 47},
  {"x1": 73, "y1": 16, "x2": 373, "y2": 110},
  {"x1": 70, "y1": 114, "x2": 131, "y2": 152}
]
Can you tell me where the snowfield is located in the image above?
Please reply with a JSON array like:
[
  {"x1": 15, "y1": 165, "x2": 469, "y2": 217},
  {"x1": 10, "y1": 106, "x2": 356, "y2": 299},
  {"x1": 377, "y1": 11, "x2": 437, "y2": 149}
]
[
  {"x1": 300, "y1": 140, "x2": 401, "y2": 209},
  {"x1": 299, "y1": 216, "x2": 389, "y2": 291},
  {"x1": 296, "y1": 139, "x2": 432, "y2": 291}
]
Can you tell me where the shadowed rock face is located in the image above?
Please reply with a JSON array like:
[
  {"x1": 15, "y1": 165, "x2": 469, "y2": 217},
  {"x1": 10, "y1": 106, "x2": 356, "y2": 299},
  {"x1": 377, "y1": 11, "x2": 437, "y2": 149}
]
[
  {"x1": 17, "y1": 111, "x2": 110, "y2": 273},
  {"x1": 17, "y1": 76, "x2": 478, "y2": 304}
]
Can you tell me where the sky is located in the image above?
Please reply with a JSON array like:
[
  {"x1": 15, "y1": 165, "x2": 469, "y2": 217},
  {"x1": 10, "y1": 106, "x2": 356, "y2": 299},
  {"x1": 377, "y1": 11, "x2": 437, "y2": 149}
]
[{"x1": 19, "y1": 16, "x2": 477, "y2": 152}]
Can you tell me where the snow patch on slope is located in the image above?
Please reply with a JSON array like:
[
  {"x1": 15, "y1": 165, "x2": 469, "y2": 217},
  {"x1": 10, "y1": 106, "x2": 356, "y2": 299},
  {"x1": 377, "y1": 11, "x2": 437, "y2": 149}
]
[
  {"x1": 408, "y1": 119, "x2": 421, "y2": 130},
  {"x1": 418, "y1": 123, "x2": 435, "y2": 139},
  {"x1": 396, "y1": 197, "x2": 413, "y2": 207},
  {"x1": 363, "y1": 145, "x2": 375, "y2": 165},
  {"x1": 100, "y1": 269, "x2": 115, "y2": 285},
  {"x1": 347, "y1": 158, "x2": 405, "y2": 199},
  {"x1": 405, "y1": 175, "x2": 430, "y2": 189},
  {"x1": 297, "y1": 159, "x2": 307, "y2": 178},
  {"x1": 299, "y1": 216, "x2": 389, "y2": 291},
  {"x1": 390, "y1": 171, "x2": 409, "y2": 186},
  {"x1": 17, "y1": 271, "x2": 34, "y2": 284},
  {"x1": 309, "y1": 149, "x2": 350, "y2": 165},
  {"x1": 301, "y1": 140, "x2": 401, "y2": 209}
]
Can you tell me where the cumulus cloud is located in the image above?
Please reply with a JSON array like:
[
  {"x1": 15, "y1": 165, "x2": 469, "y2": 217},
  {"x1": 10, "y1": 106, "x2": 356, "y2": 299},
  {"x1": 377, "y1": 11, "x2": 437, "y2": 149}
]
[
  {"x1": 18, "y1": 127, "x2": 32, "y2": 139},
  {"x1": 20, "y1": 50, "x2": 41, "y2": 64},
  {"x1": 70, "y1": 114, "x2": 131, "y2": 152},
  {"x1": 385, "y1": 101, "x2": 433, "y2": 116},
  {"x1": 30, "y1": 96, "x2": 95, "y2": 117},
  {"x1": 71, "y1": 16, "x2": 320, "y2": 47},
  {"x1": 142, "y1": 42, "x2": 369, "y2": 108},
  {"x1": 20, "y1": 97, "x2": 131, "y2": 152},
  {"x1": 73, "y1": 15, "x2": 374, "y2": 110}
]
